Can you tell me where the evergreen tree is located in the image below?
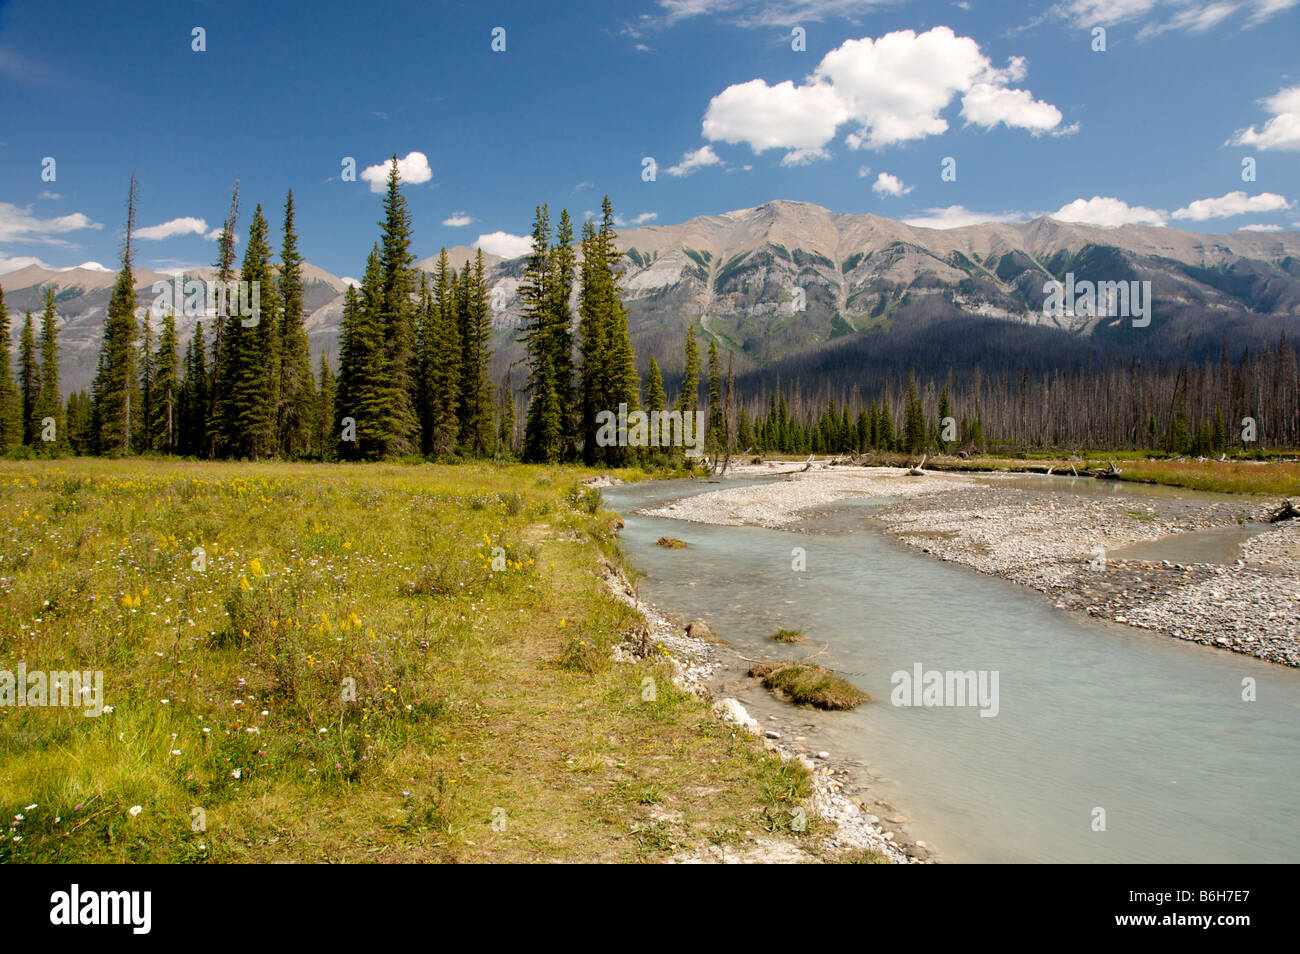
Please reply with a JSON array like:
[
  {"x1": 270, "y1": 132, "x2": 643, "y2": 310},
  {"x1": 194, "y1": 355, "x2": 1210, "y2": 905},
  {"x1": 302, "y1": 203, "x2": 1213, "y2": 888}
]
[
  {"x1": 315, "y1": 352, "x2": 337, "y2": 460},
  {"x1": 522, "y1": 354, "x2": 562, "y2": 463},
  {"x1": 151, "y1": 311, "x2": 179, "y2": 452},
  {"x1": 66, "y1": 390, "x2": 93, "y2": 454},
  {"x1": 706, "y1": 339, "x2": 724, "y2": 459},
  {"x1": 519, "y1": 205, "x2": 559, "y2": 461},
  {"x1": 214, "y1": 204, "x2": 280, "y2": 458},
  {"x1": 179, "y1": 321, "x2": 208, "y2": 456},
  {"x1": 19, "y1": 311, "x2": 40, "y2": 446},
  {"x1": 374, "y1": 158, "x2": 419, "y2": 456},
  {"x1": 550, "y1": 209, "x2": 578, "y2": 456},
  {"x1": 427, "y1": 258, "x2": 461, "y2": 457},
  {"x1": 457, "y1": 249, "x2": 494, "y2": 454},
  {"x1": 677, "y1": 327, "x2": 699, "y2": 414},
  {"x1": 0, "y1": 284, "x2": 20, "y2": 452},
  {"x1": 34, "y1": 288, "x2": 64, "y2": 451},
  {"x1": 577, "y1": 218, "x2": 609, "y2": 464},
  {"x1": 937, "y1": 386, "x2": 951, "y2": 453},
  {"x1": 205, "y1": 180, "x2": 240, "y2": 459},
  {"x1": 497, "y1": 375, "x2": 516, "y2": 454},
  {"x1": 645, "y1": 356, "x2": 667, "y2": 415},
  {"x1": 137, "y1": 309, "x2": 156, "y2": 451},
  {"x1": 598, "y1": 198, "x2": 640, "y2": 465},
  {"x1": 92, "y1": 176, "x2": 141, "y2": 456},
  {"x1": 904, "y1": 372, "x2": 926, "y2": 453},
  {"x1": 278, "y1": 190, "x2": 315, "y2": 457}
]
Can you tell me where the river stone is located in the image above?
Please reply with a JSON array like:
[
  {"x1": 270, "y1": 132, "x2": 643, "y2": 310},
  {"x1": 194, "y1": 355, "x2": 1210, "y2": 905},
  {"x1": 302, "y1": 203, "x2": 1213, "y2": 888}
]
[
  {"x1": 685, "y1": 619, "x2": 716, "y2": 641},
  {"x1": 712, "y1": 697, "x2": 759, "y2": 734}
]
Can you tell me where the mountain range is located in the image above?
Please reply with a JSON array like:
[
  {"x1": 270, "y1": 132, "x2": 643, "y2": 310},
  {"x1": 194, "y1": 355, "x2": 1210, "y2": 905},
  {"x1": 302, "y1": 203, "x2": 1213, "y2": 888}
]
[{"x1": 3, "y1": 200, "x2": 1298, "y2": 396}]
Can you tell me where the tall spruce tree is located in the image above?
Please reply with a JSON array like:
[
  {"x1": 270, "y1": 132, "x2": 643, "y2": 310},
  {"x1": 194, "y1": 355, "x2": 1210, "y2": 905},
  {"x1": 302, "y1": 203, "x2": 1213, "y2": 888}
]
[
  {"x1": 18, "y1": 311, "x2": 40, "y2": 446},
  {"x1": 645, "y1": 356, "x2": 667, "y2": 415},
  {"x1": 315, "y1": 352, "x2": 337, "y2": 460},
  {"x1": 137, "y1": 310, "x2": 156, "y2": 451},
  {"x1": 456, "y1": 249, "x2": 494, "y2": 454},
  {"x1": 577, "y1": 218, "x2": 608, "y2": 463},
  {"x1": 151, "y1": 311, "x2": 179, "y2": 452},
  {"x1": 676, "y1": 326, "x2": 699, "y2": 415},
  {"x1": 91, "y1": 177, "x2": 142, "y2": 455},
  {"x1": 35, "y1": 288, "x2": 63, "y2": 451},
  {"x1": 426, "y1": 255, "x2": 461, "y2": 457},
  {"x1": 0, "y1": 284, "x2": 20, "y2": 452},
  {"x1": 549, "y1": 209, "x2": 577, "y2": 457},
  {"x1": 278, "y1": 190, "x2": 315, "y2": 457},
  {"x1": 214, "y1": 205, "x2": 280, "y2": 458},
  {"x1": 706, "y1": 339, "x2": 724, "y2": 460},
  {"x1": 205, "y1": 180, "x2": 240, "y2": 458},
  {"x1": 374, "y1": 157, "x2": 419, "y2": 456},
  {"x1": 597, "y1": 198, "x2": 639, "y2": 465},
  {"x1": 519, "y1": 205, "x2": 561, "y2": 462}
]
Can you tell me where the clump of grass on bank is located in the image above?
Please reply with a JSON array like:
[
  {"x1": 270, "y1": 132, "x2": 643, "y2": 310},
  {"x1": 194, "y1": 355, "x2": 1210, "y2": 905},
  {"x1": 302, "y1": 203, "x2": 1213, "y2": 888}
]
[
  {"x1": 749, "y1": 661, "x2": 869, "y2": 711},
  {"x1": 769, "y1": 629, "x2": 804, "y2": 643},
  {"x1": 0, "y1": 458, "x2": 827, "y2": 863},
  {"x1": 654, "y1": 536, "x2": 687, "y2": 549}
]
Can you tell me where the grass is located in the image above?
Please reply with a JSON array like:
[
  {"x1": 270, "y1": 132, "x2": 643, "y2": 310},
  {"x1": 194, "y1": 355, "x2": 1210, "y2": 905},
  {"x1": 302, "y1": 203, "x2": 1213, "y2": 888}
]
[
  {"x1": 0, "y1": 458, "x2": 828, "y2": 863},
  {"x1": 769, "y1": 629, "x2": 804, "y2": 643},
  {"x1": 654, "y1": 536, "x2": 688, "y2": 549},
  {"x1": 749, "y1": 662, "x2": 870, "y2": 711}
]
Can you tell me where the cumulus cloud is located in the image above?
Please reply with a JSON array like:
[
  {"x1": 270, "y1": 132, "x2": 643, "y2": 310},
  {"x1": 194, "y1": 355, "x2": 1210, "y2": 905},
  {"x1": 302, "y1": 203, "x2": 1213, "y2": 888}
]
[
  {"x1": 0, "y1": 201, "x2": 102, "y2": 245},
  {"x1": 665, "y1": 144, "x2": 725, "y2": 177},
  {"x1": 902, "y1": 205, "x2": 1029, "y2": 229},
  {"x1": 871, "y1": 172, "x2": 913, "y2": 196},
  {"x1": 701, "y1": 27, "x2": 1067, "y2": 162},
  {"x1": 473, "y1": 231, "x2": 532, "y2": 259},
  {"x1": 442, "y1": 212, "x2": 473, "y2": 227},
  {"x1": 136, "y1": 216, "x2": 209, "y2": 241},
  {"x1": 360, "y1": 151, "x2": 434, "y2": 194},
  {"x1": 1051, "y1": 196, "x2": 1168, "y2": 227},
  {"x1": 1171, "y1": 190, "x2": 1291, "y2": 220},
  {"x1": 1239, "y1": 223, "x2": 1283, "y2": 231},
  {"x1": 1228, "y1": 84, "x2": 1300, "y2": 152}
]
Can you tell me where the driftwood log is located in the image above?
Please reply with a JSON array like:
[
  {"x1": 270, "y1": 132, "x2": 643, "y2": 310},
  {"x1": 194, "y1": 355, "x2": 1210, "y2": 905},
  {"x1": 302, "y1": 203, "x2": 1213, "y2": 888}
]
[{"x1": 1269, "y1": 499, "x2": 1300, "y2": 523}]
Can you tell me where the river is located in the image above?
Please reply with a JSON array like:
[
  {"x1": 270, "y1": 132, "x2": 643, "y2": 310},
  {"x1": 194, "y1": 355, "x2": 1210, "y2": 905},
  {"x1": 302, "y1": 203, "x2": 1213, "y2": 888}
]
[{"x1": 604, "y1": 476, "x2": 1300, "y2": 863}]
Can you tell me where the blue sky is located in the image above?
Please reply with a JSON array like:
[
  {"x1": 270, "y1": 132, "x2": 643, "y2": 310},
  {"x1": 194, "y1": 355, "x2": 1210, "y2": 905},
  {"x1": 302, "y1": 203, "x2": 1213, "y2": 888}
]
[{"x1": 1, "y1": 0, "x2": 1297, "y2": 278}]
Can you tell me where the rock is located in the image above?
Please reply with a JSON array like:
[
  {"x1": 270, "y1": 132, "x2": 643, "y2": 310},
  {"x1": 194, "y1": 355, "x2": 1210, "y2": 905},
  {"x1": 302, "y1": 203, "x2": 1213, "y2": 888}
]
[
  {"x1": 764, "y1": 729, "x2": 781, "y2": 739},
  {"x1": 685, "y1": 619, "x2": 717, "y2": 641},
  {"x1": 712, "y1": 697, "x2": 760, "y2": 734},
  {"x1": 885, "y1": 815, "x2": 908, "y2": 824},
  {"x1": 816, "y1": 751, "x2": 830, "y2": 759}
]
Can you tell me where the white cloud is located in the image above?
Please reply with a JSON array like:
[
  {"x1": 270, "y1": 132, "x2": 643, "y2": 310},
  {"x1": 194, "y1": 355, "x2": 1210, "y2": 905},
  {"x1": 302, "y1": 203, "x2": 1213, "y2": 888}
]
[
  {"x1": 1055, "y1": 0, "x2": 1297, "y2": 33},
  {"x1": 701, "y1": 27, "x2": 1067, "y2": 160},
  {"x1": 1239, "y1": 223, "x2": 1283, "y2": 231},
  {"x1": 960, "y1": 83, "x2": 1065, "y2": 135},
  {"x1": 1171, "y1": 190, "x2": 1291, "y2": 220},
  {"x1": 856, "y1": 165, "x2": 872, "y2": 178},
  {"x1": 474, "y1": 231, "x2": 532, "y2": 259},
  {"x1": 654, "y1": 0, "x2": 895, "y2": 28},
  {"x1": 902, "y1": 205, "x2": 1029, "y2": 229},
  {"x1": 1228, "y1": 84, "x2": 1300, "y2": 152},
  {"x1": 442, "y1": 212, "x2": 473, "y2": 227},
  {"x1": 136, "y1": 216, "x2": 209, "y2": 241},
  {"x1": 1051, "y1": 196, "x2": 1168, "y2": 227},
  {"x1": 0, "y1": 201, "x2": 102, "y2": 245},
  {"x1": 0, "y1": 254, "x2": 49, "y2": 273},
  {"x1": 614, "y1": 212, "x2": 659, "y2": 227},
  {"x1": 360, "y1": 151, "x2": 434, "y2": 194},
  {"x1": 872, "y1": 172, "x2": 913, "y2": 196},
  {"x1": 37, "y1": 191, "x2": 61, "y2": 200},
  {"x1": 665, "y1": 144, "x2": 725, "y2": 177}
]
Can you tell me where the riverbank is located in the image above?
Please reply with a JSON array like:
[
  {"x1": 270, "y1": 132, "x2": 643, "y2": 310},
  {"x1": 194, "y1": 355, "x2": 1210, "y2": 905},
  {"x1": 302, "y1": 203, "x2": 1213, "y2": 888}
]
[{"x1": 640, "y1": 462, "x2": 1300, "y2": 667}]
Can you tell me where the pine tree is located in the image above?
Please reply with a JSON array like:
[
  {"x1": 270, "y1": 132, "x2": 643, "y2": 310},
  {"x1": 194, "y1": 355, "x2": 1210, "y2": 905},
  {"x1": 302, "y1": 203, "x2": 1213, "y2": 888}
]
[
  {"x1": 497, "y1": 375, "x2": 516, "y2": 455},
  {"x1": 375, "y1": 157, "x2": 419, "y2": 456},
  {"x1": 677, "y1": 327, "x2": 699, "y2": 414},
  {"x1": 577, "y1": 218, "x2": 609, "y2": 464},
  {"x1": 151, "y1": 311, "x2": 179, "y2": 452},
  {"x1": 549, "y1": 209, "x2": 577, "y2": 457},
  {"x1": 598, "y1": 198, "x2": 640, "y2": 465},
  {"x1": 92, "y1": 177, "x2": 142, "y2": 455},
  {"x1": 19, "y1": 311, "x2": 40, "y2": 446},
  {"x1": 205, "y1": 180, "x2": 240, "y2": 459},
  {"x1": 215, "y1": 205, "x2": 280, "y2": 458},
  {"x1": 937, "y1": 386, "x2": 951, "y2": 453},
  {"x1": 0, "y1": 284, "x2": 20, "y2": 452},
  {"x1": 277, "y1": 190, "x2": 315, "y2": 457},
  {"x1": 904, "y1": 372, "x2": 926, "y2": 454},
  {"x1": 315, "y1": 352, "x2": 337, "y2": 460},
  {"x1": 706, "y1": 339, "x2": 724, "y2": 459},
  {"x1": 137, "y1": 309, "x2": 156, "y2": 451},
  {"x1": 66, "y1": 390, "x2": 92, "y2": 454},
  {"x1": 645, "y1": 356, "x2": 667, "y2": 415},
  {"x1": 519, "y1": 205, "x2": 558, "y2": 461},
  {"x1": 179, "y1": 321, "x2": 208, "y2": 456},
  {"x1": 427, "y1": 258, "x2": 461, "y2": 457},
  {"x1": 457, "y1": 249, "x2": 494, "y2": 454},
  {"x1": 33, "y1": 288, "x2": 63, "y2": 452}
]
